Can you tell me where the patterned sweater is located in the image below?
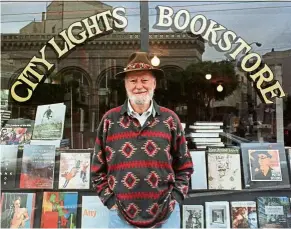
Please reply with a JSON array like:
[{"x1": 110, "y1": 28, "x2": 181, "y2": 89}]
[{"x1": 91, "y1": 100, "x2": 194, "y2": 228}]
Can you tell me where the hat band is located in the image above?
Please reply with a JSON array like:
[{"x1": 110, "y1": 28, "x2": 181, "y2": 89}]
[{"x1": 126, "y1": 62, "x2": 153, "y2": 70}]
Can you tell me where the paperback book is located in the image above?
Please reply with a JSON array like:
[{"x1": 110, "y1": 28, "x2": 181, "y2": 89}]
[
  {"x1": 20, "y1": 145, "x2": 56, "y2": 189},
  {"x1": 32, "y1": 103, "x2": 66, "y2": 140},
  {"x1": 0, "y1": 119, "x2": 34, "y2": 145},
  {"x1": 41, "y1": 192, "x2": 78, "y2": 228},
  {"x1": 207, "y1": 147, "x2": 242, "y2": 190},
  {"x1": 257, "y1": 196, "x2": 289, "y2": 228},
  {"x1": 205, "y1": 201, "x2": 230, "y2": 228},
  {"x1": 182, "y1": 205, "x2": 204, "y2": 229},
  {"x1": 81, "y1": 196, "x2": 109, "y2": 228},
  {"x1": 241, "y1": 143, "x2": 290, "y2": 189},
  {"x1": 1, "y1": 192, "x2": 36, "y2": 228},
  {"x1": 189, "y1": 151, "x2": 207, "y2": 189},
  {"x1": 194, "y1": 121, "x2": 223, "y2": 126},
  {"x1": 0, "y1": 145, "x2": 18, "y2": 189},
  {"x1": 230, "y1": 201, "x2": 258, "y2": 228},
  {"x1": 58, "y1": 152, "x2": 91, "y2": 189}
]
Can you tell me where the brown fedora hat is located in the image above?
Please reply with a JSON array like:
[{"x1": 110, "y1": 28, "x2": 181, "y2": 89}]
[{"x1": 115, "y1": 52, "x2": 164, "y2": 79}]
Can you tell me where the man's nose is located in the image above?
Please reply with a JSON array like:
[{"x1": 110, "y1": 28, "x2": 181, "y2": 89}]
[{"x1": 135, "y1": 81, "x2": 143, "y2": 89}]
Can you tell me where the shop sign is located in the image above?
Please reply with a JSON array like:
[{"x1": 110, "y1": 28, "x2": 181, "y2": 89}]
[{"x1": 10, "y1": 6, "x2": 285, "y2": 104}]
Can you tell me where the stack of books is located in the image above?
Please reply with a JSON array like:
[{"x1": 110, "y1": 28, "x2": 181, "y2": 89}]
[
  {"x1": 1, "y1": 110, "x2": 11, "y2": 127},
  {"x1": 187, "y1": 121, "x2": 224, "y2": 149}
]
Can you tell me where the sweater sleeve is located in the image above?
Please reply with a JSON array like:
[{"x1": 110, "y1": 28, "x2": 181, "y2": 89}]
[
  {"x1": 91, "y1": 116, "x2": 116, "y2": 209},
  {"x1": 171, "y1": 117, "x2": 194, "y2": 204}
]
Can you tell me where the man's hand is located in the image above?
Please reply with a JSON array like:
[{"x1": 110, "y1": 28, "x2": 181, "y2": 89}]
[{"x1": 110, "y1": 204, "x2": 117, "y2": 210}]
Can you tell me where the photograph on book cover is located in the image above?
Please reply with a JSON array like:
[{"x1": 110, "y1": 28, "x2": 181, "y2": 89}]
[
  {"x1": 182, "y1": 205, "x2": 204, "y2": 229},
  {"x1": 249, "y1": 149, "x2": 282, "y2": 181},
  {"x1": 1, "y1": 193, "x2": 36, "y2": 229},
  {"x1": 32, "y1": 103, "x2": 66, "y2": 140},
  {"x1": 257, "y1": 196, "x2": 289, "y2": 228},
  {"x1": 241, "y1": 143, "x2": 289, "y2": 188},
  {"x1": 231, "y1": 201, "x2": 258, "y2": 229},
  {"x1": 20, "y1": 145, "x2": 56, "y2": 189}
]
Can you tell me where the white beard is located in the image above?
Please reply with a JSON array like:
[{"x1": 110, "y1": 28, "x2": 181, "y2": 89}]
[{"x1": 128, "y1": 89, "x2": 154, "y2": 105}]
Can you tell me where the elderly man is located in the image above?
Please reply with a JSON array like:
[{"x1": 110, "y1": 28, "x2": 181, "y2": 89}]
[{"x1": 91, "y1": 52, "x2": 193, "y2": 228}]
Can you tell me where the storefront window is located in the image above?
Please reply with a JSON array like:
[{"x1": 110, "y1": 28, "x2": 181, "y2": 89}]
[{"x1": 1, "y1": 1, "x2": 291, "y2": 228}]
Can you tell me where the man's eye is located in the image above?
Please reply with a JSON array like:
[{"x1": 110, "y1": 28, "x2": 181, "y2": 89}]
[{"x1": 142, "y1": 80, "x2": 148, "y2": 82}]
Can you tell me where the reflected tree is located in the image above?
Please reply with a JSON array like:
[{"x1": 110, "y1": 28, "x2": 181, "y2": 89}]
[{"x1": 184, "y1": 60, "x2": 238, "y2": 122}]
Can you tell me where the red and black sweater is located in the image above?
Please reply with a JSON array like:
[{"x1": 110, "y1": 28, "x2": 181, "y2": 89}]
[{"x1": 91, "y1": 100, "x2": 194, "y2": 228}]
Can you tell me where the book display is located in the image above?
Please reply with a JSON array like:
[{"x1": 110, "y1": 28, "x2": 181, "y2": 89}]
[
  {"x1": 1, "y1": 116, "x2": 291, "y2": 228},
  {"x1": 187, "y1": 122, "x2": 224, "y2": 149}
]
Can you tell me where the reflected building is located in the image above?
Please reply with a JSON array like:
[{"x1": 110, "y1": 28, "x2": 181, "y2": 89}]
[{"x1": 1, "y1": 0, "x2": 205, "y2": 148}]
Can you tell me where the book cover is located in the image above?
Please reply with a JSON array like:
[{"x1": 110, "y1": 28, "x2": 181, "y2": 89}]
[
  {"x1": 1, "y1": 119, "x2": 34, "y2": 145},
  {"x1": 0, "y1": 145, "x2": 18, "y2": 189},
  {"x1": 194, "y1": 121, "x2": 223, "y2": 126},
  {"x1": 41, "y1": 192, "x2": 78, "y2": 229},
  {"x1": 1, "y1": 192, "x2": 36, "y2": 228},
  {"x1": 182, "y1": 205, "x2": 204, "y2": 229},
  {"x1": 194, "y1": 129, "x2": 223, "y2": 133},
  {"x1": 190, "y1": 125, "x2": 221, "y2": 130},
  {"x1": 189, "y1": 151, "x2": 207, "y2": 189},
  {"x1": 58, "y1": 152, "x2": 91, "y2": 189},
  {"x1": 30, "y1": 139, "x2": 61, "y2": 148},
  {"x1": 192, "y1": 138, "x2": 221, "y2": 143},
  {"x1": 230, "y1": 201, "x2": 258, "y2": 228},
  {"x1": 205, "y1": 201, "x2": 230, "y2": 228},
  {"x1": 20, "y1": 145, "x2": 56, "y2": 189},
  {"x1": 32, "y1": 103, "x2": 66, "y2": 140},
  {"x1": 287, "y1": 148, "x2": 291, "y2": 177},
  {"x1": 257, "y1": 196, "x2": 289, "y2": 228},
  {"x1": 81, "y1": 196, "x2": 109, "y2": 228},
  {"x1": 1, "y1": 89, "x2": 9, "y2": 110},
  {"x1": 241, "y1": 143, "x2": 290, "y2": 189},
  {"x1": 207, "y1": 147, "x2": 242, "y2": 190},
  {"x1": 187, "y1": 133, "x2": 219, "y2": 138}
]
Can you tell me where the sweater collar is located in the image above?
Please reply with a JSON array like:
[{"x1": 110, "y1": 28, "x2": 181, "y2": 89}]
[{"x1": 120, "y1": 99, "x2": 161, "y2": 116}]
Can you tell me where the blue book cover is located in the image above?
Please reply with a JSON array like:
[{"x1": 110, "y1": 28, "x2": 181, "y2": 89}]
[{"x1": 81, "y1": 196, "x2": 109, "y2": 228}]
